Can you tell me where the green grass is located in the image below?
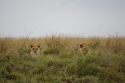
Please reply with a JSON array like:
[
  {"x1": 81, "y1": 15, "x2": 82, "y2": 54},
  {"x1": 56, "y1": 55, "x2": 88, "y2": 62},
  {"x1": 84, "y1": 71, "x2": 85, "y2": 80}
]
[{"x1": 0, "y1": 36, "x2": 125, "y2": 83}]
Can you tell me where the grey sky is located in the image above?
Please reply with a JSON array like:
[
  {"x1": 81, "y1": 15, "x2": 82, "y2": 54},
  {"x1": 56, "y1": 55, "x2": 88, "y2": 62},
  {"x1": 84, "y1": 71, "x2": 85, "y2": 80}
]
[{"x1": 0, "y1": 0, "x2": 125, "y2": 37}]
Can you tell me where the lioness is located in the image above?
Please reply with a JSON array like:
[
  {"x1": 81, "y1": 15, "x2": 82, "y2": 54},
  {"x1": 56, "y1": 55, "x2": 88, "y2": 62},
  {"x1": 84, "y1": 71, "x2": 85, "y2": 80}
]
[
  {"x1": 30, "y1": 45, "x2": 40, "y2": 57},
  {"x1": 79, "y1": 43, "x2": 89, "y2": 54}
]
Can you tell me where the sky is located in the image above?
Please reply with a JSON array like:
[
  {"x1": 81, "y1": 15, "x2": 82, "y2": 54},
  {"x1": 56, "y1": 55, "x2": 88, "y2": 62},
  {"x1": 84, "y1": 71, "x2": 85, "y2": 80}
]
[{"x1": 0, "y1": 0, "x2": 125, "y2": 37}]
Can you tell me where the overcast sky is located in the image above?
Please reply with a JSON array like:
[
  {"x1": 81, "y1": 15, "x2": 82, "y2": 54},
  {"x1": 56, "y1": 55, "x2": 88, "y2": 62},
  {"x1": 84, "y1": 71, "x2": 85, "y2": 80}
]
[{"x1": 0, "y1": 0, "x2": 125, "y2": 37}]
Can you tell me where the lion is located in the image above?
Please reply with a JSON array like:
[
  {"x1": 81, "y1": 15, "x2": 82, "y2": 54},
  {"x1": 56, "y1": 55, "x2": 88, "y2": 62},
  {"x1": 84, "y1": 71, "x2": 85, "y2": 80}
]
[
  {"x1": 78, "y1": 43, "x2": 89, "y2": 54},
  {"x1": 30, "y1": 45, "x2": 40, "y2": 57}
]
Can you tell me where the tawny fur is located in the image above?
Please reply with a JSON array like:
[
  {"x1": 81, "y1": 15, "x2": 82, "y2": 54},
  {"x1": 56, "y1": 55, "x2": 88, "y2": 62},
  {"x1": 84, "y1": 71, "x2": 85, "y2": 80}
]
[
  {"x1": 78, "y1": 43, "x2": 89, "y2": 54},
  {"x1": 30, "y1": 45, "x2": 40, "y2": 57}
]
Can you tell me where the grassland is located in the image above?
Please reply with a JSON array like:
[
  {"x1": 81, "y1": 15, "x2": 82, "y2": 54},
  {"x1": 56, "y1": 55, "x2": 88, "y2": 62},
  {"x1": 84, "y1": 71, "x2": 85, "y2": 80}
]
[{"x1": 0, "y1": 36, "x2": 125, "y2": 83}]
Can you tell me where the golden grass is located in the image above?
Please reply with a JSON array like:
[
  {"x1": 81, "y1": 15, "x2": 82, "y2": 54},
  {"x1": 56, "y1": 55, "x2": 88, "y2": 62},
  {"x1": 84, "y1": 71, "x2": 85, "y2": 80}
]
[{"x1": 0, "y1": 36, "x2": 125, "y2": 55}]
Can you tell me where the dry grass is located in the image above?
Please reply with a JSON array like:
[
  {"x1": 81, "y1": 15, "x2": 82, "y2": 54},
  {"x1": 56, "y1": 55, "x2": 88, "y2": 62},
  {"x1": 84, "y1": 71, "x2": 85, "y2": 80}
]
[{"x1": 0, "y1": 36, "x2": 125, "y2": 83}]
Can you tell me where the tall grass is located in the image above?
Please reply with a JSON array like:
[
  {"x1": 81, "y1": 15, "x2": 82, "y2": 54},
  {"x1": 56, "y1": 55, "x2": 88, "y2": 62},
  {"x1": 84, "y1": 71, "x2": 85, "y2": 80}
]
[{"x1": 0, "y1": 36, "x2": 125, "y2": 83}]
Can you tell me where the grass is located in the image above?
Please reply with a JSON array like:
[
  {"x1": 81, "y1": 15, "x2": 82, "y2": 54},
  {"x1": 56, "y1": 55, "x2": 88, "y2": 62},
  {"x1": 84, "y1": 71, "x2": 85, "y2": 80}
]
[{"x1": 0, "y1": 36, "x2": 125, "y2": 83}]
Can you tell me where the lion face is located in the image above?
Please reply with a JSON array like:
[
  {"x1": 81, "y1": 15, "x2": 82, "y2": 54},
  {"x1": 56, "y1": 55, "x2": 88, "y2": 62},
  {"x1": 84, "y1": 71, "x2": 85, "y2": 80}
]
[
  {"x1": 79, "y1": 43, "x2": 89, "y2": 54},
  {"x1": 30, "y1": 45, "x2": 40, "y2": 57}
]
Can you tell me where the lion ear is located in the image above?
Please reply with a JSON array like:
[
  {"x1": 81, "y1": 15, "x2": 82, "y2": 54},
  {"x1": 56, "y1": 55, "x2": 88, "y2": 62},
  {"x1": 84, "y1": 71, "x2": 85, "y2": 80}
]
[
  {"x1": 80, "y1": 44, "x2": 83, "y2": 48},
  {"x1": 38, "y1": 45, "x2": 40, "y2": 48},
  {"x1": 30, "y1": 45, "x2": 33, "y2": 48}
]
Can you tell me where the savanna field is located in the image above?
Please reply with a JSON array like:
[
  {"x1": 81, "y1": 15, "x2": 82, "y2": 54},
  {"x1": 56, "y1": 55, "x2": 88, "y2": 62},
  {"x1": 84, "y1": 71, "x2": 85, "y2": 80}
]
[{"x1": 0, "y1": 36, "x2": 125, "y2": 83}]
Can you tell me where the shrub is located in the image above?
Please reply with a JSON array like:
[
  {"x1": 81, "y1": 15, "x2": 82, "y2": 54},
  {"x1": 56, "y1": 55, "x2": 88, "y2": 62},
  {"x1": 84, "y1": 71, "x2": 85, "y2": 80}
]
[{"x1": 43, "y1": 48, "x2": 60, "y2": 55}]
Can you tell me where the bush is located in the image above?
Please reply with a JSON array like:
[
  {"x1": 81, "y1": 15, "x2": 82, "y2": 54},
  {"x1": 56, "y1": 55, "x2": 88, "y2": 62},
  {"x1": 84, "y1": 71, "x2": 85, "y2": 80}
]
[{"x1": 43, "y1": 48, "x2": 60, "y2": 55}]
